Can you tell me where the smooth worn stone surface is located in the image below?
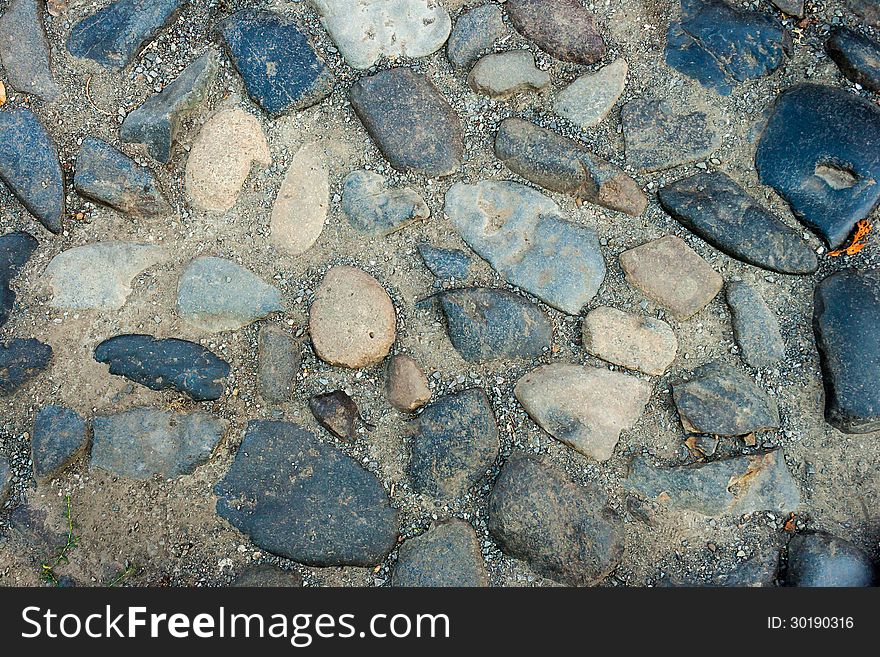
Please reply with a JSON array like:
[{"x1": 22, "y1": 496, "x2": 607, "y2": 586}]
[
  {"x1": 271, "y1": 142, "x2": 328, "y2": 254},
  {"x1": 439, "y1": 288, "x2": 552, "y2": 363},
  {"x1": 232, "y1": 564, "x2": 303, "y2": 588},
  {"x1": 755, "y1": 84, "x2": 880, "y2": 250},
  {"x1": 771, "y1": 0, "x2": 804, "y2": 17},
  {"x1": 626, "y1": 450, "x2": 801, "y2": 516},
  {"x1": 417, "y1": 243, "x2": 471, "y2": 279},
  {"x1": 619, "y1": 235, "x2": 723, "y2": 320},
  {"x1": 0, "y1": 0, "x2": 59, "y2": 100},
  {"x1": 846, "y1": 0, "x2": 880, "y2": 27},
  {"x1": 622, "y1": 98, "x2": 720, "y2": 172},
  {"x1": 393, "y1": 519, "x2": 489, "y2": 587},
  {"x1": 74, "y1": 137, "x2": 170, "y2": 217},
  {"x1": 827, "y1": 27, "x2": 880, "y2": 94},
  {"x1": 495, "y1": 118, "x2": 647, "y2": 216},
  {"x1": 309, "y1": 390, "x2": 360, "y2": 441},
  {"x1": 309, "y1": 266, "x2": 396, "y2": 368},
  {"x1": 445, "y1": 181, "x2": 605, "y2": 315},
  {"x1": 786, "y1": 532, "x2": 876, "y2": 587},
  {"x1": 91, "y1": 407, "x2": 227, "y2": 479},
  {"x1": 342, "y1": 169, "x2": 429, "y2": 236},
  {"x1": 408, "y1": 389, "x2": 499, "y2": 499},
  {"x1": 447, "y1": 4, "x2": 505, "y2": 71},
  {"x1": 94, "y1": 334, "x2": 230, "y2": 401},
  {"x1": 814, "y1": 268, "x2": 880, "y2": 433},
  {"x1": 506, "y1": 0, "x2": 605, "y2": 64},
  {"x1": 215, "y1": 420, "x2": 399, "y2": 566},
  {"x1": 554, "y1": 59, "x2": 627, "y2": 129},
  {"x1": 217, "y1": 9, "x2": 334, "y2": 116},
  {"x1": 185, "y1": 107, "x2": 271, "y2": 212},
  {"x1": 120, "y1": 50, "x2": 218, "y2": 163},
  {"x1": 310, "y1": 0, "x2": 451, "y2": 69},
  {"x1": 0, "y1": 231, "x2": 38, "y2": 328},
  {"x1": 0, "y1": 107, "x2": 64, "y2": 233},
  {"x1": 177, "y1": 257, "x2": 282, "y2": 333},
  {"x1": 257, "y1": 324, "x2": 299, "y2": 404},
  {"x1": 658, "y1": 172, "x2": 818, "y2": 275},
  {"x1": 515, "y1": 363, "x2": 651, "y2": 462},
  {"x1": 350, "y1": 68, "x2": 463, "y2": 177},
  {"x1": 726, "y1": 282, "x2": 785, "y2": 369},
  {"x1": 0, "y1": 338, "x2": 52, "y2": 395},
  {"x1": 468, "y1": 50, "x2": 550, "y2": 98},
  {"x1": 67, "y1": 0, "x2": 184, "y2": 70},
  {"x1": 385, "y1": 354, "x2": 431, "y2": 412},
  {"x1": 43, "y1": 242, "x2": 166, "y2": 311},
  {"x1": 0, "y1": 457, "x2": 9, "y2": 506},
  {"x1": 666, "y1": 0, "x2": 788, "y2": 95},
  {"x1": 31, "y1": 405, "x2": 88, "y2": 481},
  {"x1": 582, "y1": 306, "x2": 678, "y2": 376},
  {"x1": 673, "y1": 361, "x2": 780, "y2": 436},
  {"x1": 489, "y1": 454, "x2": 624, "y2": 586}
]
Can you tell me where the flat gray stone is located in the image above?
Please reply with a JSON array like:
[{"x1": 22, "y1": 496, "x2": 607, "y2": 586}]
[
  {"x1": 91, "y1": 407, "x2": 227, "y2": 479},
  {"x1": 786, "y1": 532, "x2": 876, "y2": 587},
  {"x1": 0, "y1": 456, "x2": 10, "y2": 506},
  {"x1": 447, "y1": 4, "x2": 505, "y2": 70},
  {"x1": 0, "y1": 338, "x2": 53, "y2": 395},
  {"x1": 0, "y1": 0, "x2": 59, "y2": 100},
  {"x1": 32, "y1": 405, "x2": 88, "y2": 481},
  {"x1": 393, "y1": 519, "x2": 489, "y2": 587},
  {"x1": 554, "y1": 59, "x2": 627, "y2": 129},
  {"x1": 177, "y1": 256, "x2": 282, "y2": 332},
  {"x1": 257, "y1": 324, "x2": 300, "y2": 404},
  {"x1": 417, "y1": 244, "x2": 471, "y2": 280},
  {"x1": 726, "y1": 282, "x2": 785, "y2": 369},
  {"x1": 468, "y1": 50, "x2": 550, "y2": 98},
  {"x1": 445, "y1": 180, "x2": 605, "y2": 315},
  {"x1": 626, "y1": 450, "x2": 801, "y2": 516},
  {"x1": 341, "y1": 169, "x2": 428, "y2": 236}
]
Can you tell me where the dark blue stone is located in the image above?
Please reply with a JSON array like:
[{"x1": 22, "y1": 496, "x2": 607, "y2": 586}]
[
  {"x1": 32, "y1": 406, "x2": 88, "y2": 481},
  {"x1": 813, "y1": 268, "x2": 880, "y2": 433},
  {"x1": 74, "y1": 137, "x2": 170, "y2": 216},
  {"x1": 0, "y1": 231, "x2": 38, "y2": 328},
  {"x1": 0, "y1": 107, "x2": 64, "y2": 233},
  {"x1": 439, "y1": 288, "x2": 552, "y2": 363},
  {"x1": 215, "y1": 420, "x2": 399, "y2": 566},
  {"x1": 756, "y1": 83, "x2": 880, "y2": 249},
  {"x1": 786, "y1": 532, "x2": 875, "y2": 587},
  {"x1": 666, "y1": 0, "x2": 788, "y2": 95},
  {"x1": 216, "y1": 9, "x2": 334, "y2": 117},
  {"x1": 0, "y1": 338, "x2": 52, "y2": 395},
  {"x1": 67, "y1": 0, "x2": 185, "y2": 70},
  {"x1": 827, "y1": 27, "x2": 880, "y2": 94},
  {"x1": 0, "y1": 456, "x2": 10, "y2": 506},
  {"x1": 94, "y1": 334, "x2": 230, "y2": 401},
  {"x1": 418, "y1": 243, "x2": 471, "y2": 279}
]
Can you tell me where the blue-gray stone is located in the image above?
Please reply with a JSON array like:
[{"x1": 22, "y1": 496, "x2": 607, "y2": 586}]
[
  {"x1": 94, "y1": 334, "x2": 230, "y2": 401},
  {"x1": 67, "y1": 0, "x2": 185, "y2": 70},
  {"x1": 827, "y1": 27, "x2": 880, "y2": 94},
  {"x1": 0, "y1": 456, "x2": 10, "y2": 506},
  {"x1": 74, "y1": 137, "x2": 170, "y2": 217},
  {"x1": 725, "y1": 281, "x2": 785, "y2": 369},
  {"x1": 341, "y1": 169, "x2": 429, "y2": 236},
  {"x1": 658, "y1": 172, "x2": 818, "y2": 275},
  {"x1": 0, "y1": 338, "x2": 52, "y2": 395},
  {"x1": 120, "y1": 50, "x2": 218, "y2": 163},
  {"x1": 418, "y1": 244, "x2": 471, "y2": 280},
  {"x1": 813, "y1": 268, "x2": 880, "y2": 434},
  {"x1": 91, "y1": 407, "x2": 227, "y2": 479},
  {"x1": 0, "y1": 0, "x2": 59, "y2": 101},
  {"x1": 215, "y1": 420, "x2": 399, "y2": 566},
  {"x1": 392, "y1": 519, "x2": 489, "y2": 587},
  {"x1": 32, "y1": 406, "x2": 88, "y2": 481},
  {"x1": 216, "y1": 9, "x2": 334, "y2": 117},
  {"x1": 786, "y1": 532, "x2": 875, "y2": 587},
  {"x1": 666, "y1": 0, "x2": 788, "y2": 96},
  {"x1": 756, "y1": 84, "x2": 880, "y2": 250},
  {"x1": 0, "y1": 231, "x2": 38, "y2": 329},
  {"x1": 447, "y1": 4, "x2": 505, "y2": 71},
  {"x1": 0, "y1": 107, "x2": 64, "y2": 233},
  {"x1": 439, "y1": 288, "x2": 552, "y2": 363},
  {"x1": 408, "y1": 389, "x2": 499, "y2": 499}
]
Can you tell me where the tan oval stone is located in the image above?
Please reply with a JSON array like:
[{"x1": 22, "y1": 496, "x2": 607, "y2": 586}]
[
  {"x1": 185, "y1": 107, "x2": 271, "y2": 212},
  {"x1": 582, "y1": 306, "x2": 677, "y2": 375},
  {"x1": 386, "y1": 354, "x2": 431, "y2": 411},
  {"x1": 271, "y1": 142, "x2": 328, "y2": 255},
  {"x1": 309, "y1": 266, "x2": 396, "y2": 368}
]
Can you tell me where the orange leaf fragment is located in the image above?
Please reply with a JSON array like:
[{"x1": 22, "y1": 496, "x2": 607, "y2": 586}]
[
  {"x1": 828, "y1": 219, "x2": 872, "y2": 257},
  {"x1": 0, "y1": 81, "x2": 6, "y2": 107}
]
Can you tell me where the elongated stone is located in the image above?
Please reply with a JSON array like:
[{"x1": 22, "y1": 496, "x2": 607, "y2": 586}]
[
  {"x1": 658, "y1": 172, "x2": 818, "y2": 275},
  {"x1": 257, "y1": 324, "x2": 299, "y2": 404},
  {"x1": 0, "y1": 457, "x2": 10, "y2": 506},
  {"x1": 506, "y1": 0, "x2": 605, "y2": 64},
  {"x1": 94, "y1": 334, "x2": 230, "y2": 401},
  {"x1": 0, "y1": 0, "x2": 59, "y2": 101},
  {"x1": 447, "y1": 4, "x2": 505, "y2": 71},
  {"x1": 554, "y1": 59, "x2": 628, "y2": 129},
  {"x1": 271, "y1": 142, "x2": 328, "y2": 255},
  {"x1": 726, "y1": 282, "x2": 785, "y2": 369},
  {"x1": 216, "y1": 9, "x2": 334, "y2": 116},
  {"x1": 0, "y1": 107, "x2": 64, "y2": 233},
  {"x1": 120, "y1": 50, "x2": 218, "y2": 163},
  {"x1": 495, "y1": 118, "x2": 647, "y2": 216},
  {"x1": 827, "y1": 27, "x2": 880, "y2": 95},
  {"x1": 215, "y1": 420, "x2": 399, "y2": 566},
  {"x1": 67, "y1": 0, "x2": 185, "y2": 70},
  {"x1": 0, "y1": 231, "x2": 38, "y2": 329},
  {"x1": 74, "y1": 137, "x2": 170, "y2": 217},
  {"x1": 0, "y1": 338, "x2": 52, "y2": 395},
  {"x1": 445, "y1": 180, "x2": 605, "y2": 315}
]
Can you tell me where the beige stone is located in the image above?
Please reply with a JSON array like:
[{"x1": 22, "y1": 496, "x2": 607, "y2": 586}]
[
  {"x1": 582, "y1": 306, "x2": 677, "y2": 375},
  {"x1": 271, "y1": 142, "x2": 328, "y2": 255},
  {"x1": 554, "y1": 59, "x2": 628, "y2": 129},
  {"x1": 386, "y1": 354, "x2": 431, "y2": 411}
]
